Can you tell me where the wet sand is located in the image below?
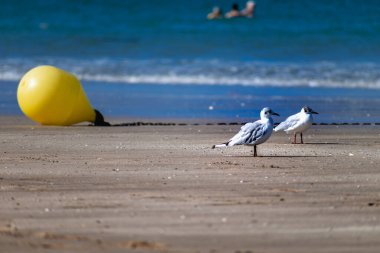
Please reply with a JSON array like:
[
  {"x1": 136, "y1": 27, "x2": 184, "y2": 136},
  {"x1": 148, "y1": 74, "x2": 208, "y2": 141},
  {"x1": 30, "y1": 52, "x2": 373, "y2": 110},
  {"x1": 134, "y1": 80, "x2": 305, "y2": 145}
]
[{"x1": 1, "y1": 116, "x2": 380, "y2": 253}]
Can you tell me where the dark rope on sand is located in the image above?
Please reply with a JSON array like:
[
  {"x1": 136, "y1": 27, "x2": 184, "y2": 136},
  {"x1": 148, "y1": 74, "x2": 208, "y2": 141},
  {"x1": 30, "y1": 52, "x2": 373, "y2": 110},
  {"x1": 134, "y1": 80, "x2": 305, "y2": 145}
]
[
  {"x1": 106, "y1": 122, "x2": 380, "y2": 127},
  {"x1": 89, "y1": 110, "x2": 380, "y2": 127}
]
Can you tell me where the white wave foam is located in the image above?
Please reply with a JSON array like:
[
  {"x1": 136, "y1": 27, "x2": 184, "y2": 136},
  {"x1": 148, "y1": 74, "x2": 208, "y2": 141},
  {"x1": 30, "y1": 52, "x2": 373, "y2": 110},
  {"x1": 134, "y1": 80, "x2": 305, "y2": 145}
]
[
  {"x1": 0, "y1": 71, "x2": 20, "y2": 81},
  {"x1": 1, "y1": 58, "x2": 380, "y2": 89},
  {"x1": 76, "y1": 73, "x2": 380, "y2": 89}
]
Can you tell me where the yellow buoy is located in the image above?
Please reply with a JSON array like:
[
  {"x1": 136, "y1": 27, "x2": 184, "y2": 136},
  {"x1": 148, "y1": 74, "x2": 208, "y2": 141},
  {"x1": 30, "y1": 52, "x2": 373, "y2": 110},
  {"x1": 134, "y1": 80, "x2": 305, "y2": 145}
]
[{"x1": 17, "y1": 65, "x2": 109, "y2": 126}]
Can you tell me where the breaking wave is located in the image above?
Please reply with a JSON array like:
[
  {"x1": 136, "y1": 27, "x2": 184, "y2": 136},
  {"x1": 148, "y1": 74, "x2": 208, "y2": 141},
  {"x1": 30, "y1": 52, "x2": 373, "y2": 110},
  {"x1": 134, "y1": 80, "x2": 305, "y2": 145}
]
[{"x1": 1, "y1": 57, "x2": 380, "y2": 89}]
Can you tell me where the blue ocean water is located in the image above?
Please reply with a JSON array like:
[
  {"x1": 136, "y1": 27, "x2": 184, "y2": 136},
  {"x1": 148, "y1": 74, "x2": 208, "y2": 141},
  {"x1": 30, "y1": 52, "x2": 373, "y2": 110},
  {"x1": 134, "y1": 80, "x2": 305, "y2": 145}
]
[{"x1": 1, "y1": 0, "x2": 380, "y2": 122}]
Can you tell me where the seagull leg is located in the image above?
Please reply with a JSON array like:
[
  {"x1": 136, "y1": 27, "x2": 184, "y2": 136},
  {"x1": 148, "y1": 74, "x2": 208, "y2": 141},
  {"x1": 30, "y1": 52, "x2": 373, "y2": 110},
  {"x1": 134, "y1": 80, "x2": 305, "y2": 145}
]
[
  {"x1": 253, "y1": 145, "x2": 257, "y2": 157},
  {"x1": 300, "y1": 133, "x2": 304, "y2": 144},
  {"x1": 292, "y1": 133, "x2": 297, "y2": 144}
]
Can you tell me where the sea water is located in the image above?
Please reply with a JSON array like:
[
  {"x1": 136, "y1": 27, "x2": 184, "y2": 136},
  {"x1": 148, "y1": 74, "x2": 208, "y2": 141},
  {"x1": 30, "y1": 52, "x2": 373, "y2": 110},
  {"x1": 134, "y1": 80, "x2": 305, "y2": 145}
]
[{"x1": 1, "y1": 0, "x2": 380, "y2": 122}]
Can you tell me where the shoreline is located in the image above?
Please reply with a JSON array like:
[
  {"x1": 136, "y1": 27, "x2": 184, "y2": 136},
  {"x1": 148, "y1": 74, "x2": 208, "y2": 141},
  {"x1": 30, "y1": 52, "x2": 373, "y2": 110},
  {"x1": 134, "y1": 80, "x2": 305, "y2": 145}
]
[
  {"x1": 1, "y1": 117, "x2": 380, "y2": 252},
  {"x1": 2, "y1": 115, "x2": 380, "y2": 127},
  {"x1": 2, "y1": 80, "x2": 380, "y2": 123}
]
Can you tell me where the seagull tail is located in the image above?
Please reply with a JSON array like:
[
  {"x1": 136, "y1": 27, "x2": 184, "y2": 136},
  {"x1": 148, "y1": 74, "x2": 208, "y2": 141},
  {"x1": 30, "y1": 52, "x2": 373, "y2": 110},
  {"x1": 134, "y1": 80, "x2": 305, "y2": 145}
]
[
  {"x1": 212, "y1": 143, "x2": 229, "y2": 149},
  {"x1": 274, "y1": 124, "x2": 284, "y2": 132}
]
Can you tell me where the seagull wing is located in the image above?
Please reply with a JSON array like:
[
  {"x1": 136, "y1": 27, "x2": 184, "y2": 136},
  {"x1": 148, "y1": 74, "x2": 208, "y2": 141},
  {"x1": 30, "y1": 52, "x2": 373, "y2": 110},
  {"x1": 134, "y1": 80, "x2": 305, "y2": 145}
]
[
  {"x1": 274, "y1": 113, "x2": 300, "y2": 132},
  {"x1": 228, "y1": 121, "x2": 267, "y2": 146}
]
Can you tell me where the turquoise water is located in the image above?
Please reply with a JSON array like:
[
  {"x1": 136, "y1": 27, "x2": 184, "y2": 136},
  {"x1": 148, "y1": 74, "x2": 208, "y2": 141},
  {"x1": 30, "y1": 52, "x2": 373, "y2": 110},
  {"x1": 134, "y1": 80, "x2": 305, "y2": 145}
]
[{"x1": 1, "y1": 0, "x2": 380, "y2": 122}]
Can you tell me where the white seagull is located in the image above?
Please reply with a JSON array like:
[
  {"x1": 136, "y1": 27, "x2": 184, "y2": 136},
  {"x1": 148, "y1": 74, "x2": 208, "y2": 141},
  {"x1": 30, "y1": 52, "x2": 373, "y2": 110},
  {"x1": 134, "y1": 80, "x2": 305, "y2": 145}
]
[
  {"x1": 274, "y1": 106, "x2": 318, "y2": 144},
  {"x1": 212, "y1": 107, "x2": 279, "y2": 157}
]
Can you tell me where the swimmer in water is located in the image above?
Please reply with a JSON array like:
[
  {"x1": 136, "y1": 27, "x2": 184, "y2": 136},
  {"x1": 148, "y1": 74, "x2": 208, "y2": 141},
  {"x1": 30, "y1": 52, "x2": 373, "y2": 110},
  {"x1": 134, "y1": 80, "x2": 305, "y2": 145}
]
[
  {"x1": 207, "y1": 6, "x2": 223, "y2": 19},
  {"x1": 241, "y1": 1, "x2": 256, "y2": 18},
  {"x1": 225, "y1": 3, "x2": 241, "y2": 19}
]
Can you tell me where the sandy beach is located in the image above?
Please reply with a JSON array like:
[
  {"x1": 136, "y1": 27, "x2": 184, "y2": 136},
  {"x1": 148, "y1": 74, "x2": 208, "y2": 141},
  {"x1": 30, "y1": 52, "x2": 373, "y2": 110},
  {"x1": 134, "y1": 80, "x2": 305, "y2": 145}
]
[{"x1": 1, "y1": 116, "x2": 380, "y2": 253}]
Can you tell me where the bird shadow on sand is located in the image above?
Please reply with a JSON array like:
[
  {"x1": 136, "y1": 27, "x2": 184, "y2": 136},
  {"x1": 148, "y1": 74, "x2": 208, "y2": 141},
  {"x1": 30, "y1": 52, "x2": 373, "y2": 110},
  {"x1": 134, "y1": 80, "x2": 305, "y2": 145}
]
[
  {"x1": 301, "y1": 142, "x2": 341, "y2": 145},
  {"x1": 223, "y1": 155, "x2": 329, "y2": 158},
  {"x1": 277, "y1": 142, "x2": 341, "y2": 145}
]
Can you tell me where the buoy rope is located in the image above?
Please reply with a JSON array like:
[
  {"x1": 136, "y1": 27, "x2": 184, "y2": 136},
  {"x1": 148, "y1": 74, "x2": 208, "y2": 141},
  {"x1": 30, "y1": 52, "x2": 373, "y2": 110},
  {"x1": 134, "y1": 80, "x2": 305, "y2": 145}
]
[{"x1": 102, "y1": 122, "x2": 380, "y2": 127}]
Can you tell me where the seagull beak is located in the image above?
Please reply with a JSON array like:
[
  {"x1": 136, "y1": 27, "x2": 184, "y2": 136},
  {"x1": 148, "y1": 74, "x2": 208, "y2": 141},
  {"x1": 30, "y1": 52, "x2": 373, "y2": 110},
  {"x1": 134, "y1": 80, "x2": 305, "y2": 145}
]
[
  {"x1": 272, "y1": 112, "x2": 280, "y2": 116},
  {"x1": 311, "y1": 111, "x2": 319, "y2": 114}
]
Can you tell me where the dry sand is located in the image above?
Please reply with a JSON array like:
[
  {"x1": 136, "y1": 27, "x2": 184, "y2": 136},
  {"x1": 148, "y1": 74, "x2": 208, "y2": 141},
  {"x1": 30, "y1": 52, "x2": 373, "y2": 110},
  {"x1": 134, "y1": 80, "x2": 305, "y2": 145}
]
[{"x1": 1, "y1": 116, "x2": 380, "y2": 253}]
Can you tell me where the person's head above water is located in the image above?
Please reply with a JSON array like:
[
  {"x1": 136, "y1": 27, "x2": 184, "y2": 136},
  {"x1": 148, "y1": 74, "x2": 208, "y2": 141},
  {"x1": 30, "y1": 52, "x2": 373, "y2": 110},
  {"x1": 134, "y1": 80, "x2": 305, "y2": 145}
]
[
  {"x1": 213, "y1": 6, "x2": 222, "y2": 14},
  {"x1": 207, "y1": 6, "x2": 223, "y2": 19},
  {"x1": 241, "y1": 0, "x2": 256, "y2": 17},
  {"x1": 225, "y1": 3, "x2": 241, "y2": 18},
  {"x1": 247, "y1": 1, "x2": 255, "y2": 8}
]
